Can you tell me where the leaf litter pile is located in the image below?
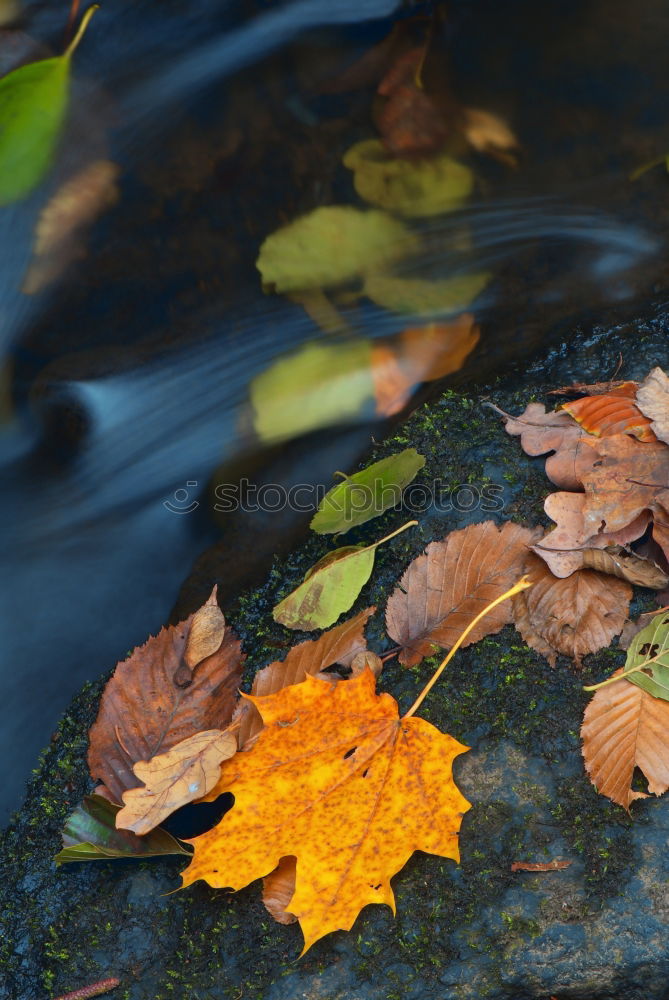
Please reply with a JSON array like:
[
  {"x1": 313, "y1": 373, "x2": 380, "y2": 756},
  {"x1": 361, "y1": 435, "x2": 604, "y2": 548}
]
[{"x1": 56, "y1": 367, "x2": 669, "y2": 952}]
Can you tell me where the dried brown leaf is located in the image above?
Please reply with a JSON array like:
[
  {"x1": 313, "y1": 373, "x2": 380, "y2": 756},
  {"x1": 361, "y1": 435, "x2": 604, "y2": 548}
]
[
  {"x1": 562, "y1": 385, "x2": 656, "y2": 442},
  {"x1": 262, "y1": 855, "x2": 298, "y2": 925},
  {"x1": 637, "y1": 367, "x2": 669, "y2": 446},
  {"x1": 236, "y1": 607, "x2": 375, "y2": 748},
  {"x1": 510, "y1": 859, "x2": 572, "y2": 872},
  {"x1": 462, "y1": 108, "x2": 519, "y2": 165},
  {"x1": 385, "y1": 520, "x2": 539, "y2": 667},
  {"x1": 582, "y1": 669, "x2": 669, "y2": 810},
  {"x1": 116, "y1": 728, "x2": 237, "y2": 835},
  {"x1": 512, "y1": 554, "x2": 631, "y2": 666},
  {"x1": 88, "y1": 588, "x2": 244, "y2": 803}
]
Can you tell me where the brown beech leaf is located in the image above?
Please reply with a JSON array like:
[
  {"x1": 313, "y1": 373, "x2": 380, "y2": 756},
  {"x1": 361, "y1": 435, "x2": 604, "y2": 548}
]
[
  {"x1": 386, "y1": 520, "x2": 539, "y2": 666},
  {"x1": 183, "y1": 588, "x2": 226, "y2": 671},
  {"x1": 512, "y1": 554, "x2": 631, "y2": 666},
  {"x1": 582, "y1": 669, "x2": 669, "y2": 810},
  {"x1": 88, "y1": 587, "x2": 244, "y2": 803},
  {"x1": 637, "y1": 367, "x2": 669, "y2": 446},
  {"x1": 510, "y1": 859, "x2": 572, "y2": 872},
  {"x1": 262, "y1": 855, "x2": 298, "y2": 925},
  {"x1": 115, "y1": 728, "x2": 238, "y2": 835},
  {"x1": 236, "y1": 607, "x2": 375, "y2": 749},
  {"x1": 561, "y1": 384, "x2": 656, "y2": 442}
]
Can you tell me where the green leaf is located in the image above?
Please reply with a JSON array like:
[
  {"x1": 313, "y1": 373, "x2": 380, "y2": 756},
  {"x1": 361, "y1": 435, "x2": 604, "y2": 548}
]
[
  {"x1": 0, "y1": 6, "x2": 98, "y2": 205},
  {"x1": 274, "y1": 521, "x2": 416, "y2": 630},
  {"x1": 250, "y1": 339, "x2": 373, "y2": 444},
  {"x1": 363, "y1": 272, "x2": 490, "y2": 316},
  {"x1": 311, "y1": 448, "x2": 425, "y2": 535},
  {"x1": 256, "y1": 205, "x2": 419, "y2": 294},
  {"x1": 343, "y1": 139, "x2": 474, "y2": 218},
  {"x1": 55, "y1": 794, "x2": 191, "y2": 865},
  {"x1": 620, "y1": 612, "x2": 669, "y2": 701}
]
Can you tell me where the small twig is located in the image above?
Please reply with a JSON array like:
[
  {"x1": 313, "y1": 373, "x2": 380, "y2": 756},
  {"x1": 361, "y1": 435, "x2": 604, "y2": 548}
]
[{"x1": 53, "y1": 977, "x2": 120, "y2": 1000}]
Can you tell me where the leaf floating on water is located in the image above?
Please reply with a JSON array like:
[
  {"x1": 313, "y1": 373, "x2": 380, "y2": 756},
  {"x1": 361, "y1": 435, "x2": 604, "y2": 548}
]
[
  {"x1": 180, "y1": 669, "x2": 470, "y2": 952},
  {"x1": 513, "y1": 553, "x2": 631, "y2": 667},
  {"x1": 256, "y1": 205, "x2": 418, "y2": 294},
  {"x1": 386, "y1": 520, "x2": 538, "y2": 666},
  {"x1": 311, "y1": 448, "x2": 425, "y2": 535},
  {"x1": 55, "y1": 794, "x2": 190, "y2": 865},
  {"x1": 250, "y1": 339, "x2": 373, "y2": 445},
  {"x1": 636, "y1": 366, "x2": 669, "y2": 446},
  {"x1": 343, "y1": 139, "x2": 473, "y2": 217},
  {"x1": 0, "y1": 5, "x2": 98, "y2": 205},
  {"x1": 273, "y1": 521, "x2": 415, "y2": 631},
  {"x1": 115, "y1": 728, "x2": 238, "y2": 836},
  {"x1": 236, "y1": 607, "x2": 376, "y2": 748},
  {"x1": 364, "y1": 272, "x2": 489, "y2": 316},
  {"x1": 87, "y1": 587, "x2": 243, "y2": 804},
  {"x1": 582, "y1": 669, "x2": 669, "y2": 810}
]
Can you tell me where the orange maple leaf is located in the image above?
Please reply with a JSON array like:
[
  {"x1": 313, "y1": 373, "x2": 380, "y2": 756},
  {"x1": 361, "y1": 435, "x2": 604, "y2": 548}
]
[{"x1": 180, "y1": 668, "x2": 470, "y2": 952}]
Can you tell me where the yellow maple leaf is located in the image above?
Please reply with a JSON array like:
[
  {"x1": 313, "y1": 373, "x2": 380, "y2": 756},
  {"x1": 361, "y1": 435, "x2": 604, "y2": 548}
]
[{"x1": 180, "y1": 668, "x2": 470, "y2": 952}]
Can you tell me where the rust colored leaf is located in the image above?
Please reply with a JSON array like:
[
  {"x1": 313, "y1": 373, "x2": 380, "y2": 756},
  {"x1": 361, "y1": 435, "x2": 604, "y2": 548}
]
[
  {"x1": 535, "y1": 537, "x2": 668, "y2": 589},
  {"x1": 636, "y1": 366, "x2": 669, "y2": 446},
  {"x1": 386, "y1": 520, "x2": 539, "y2": 666},
  {"x1": 375, "y1": 48, "x2": 451, "y2": 157},
  {"x1": 548, "y1": 379, "x2": 634, "y2": 397},
  {"x1": 537, "y1": 500, "x2": 651, "y2": 578},
  {"x1": 372, "y1": 316, "x2": 480, "y2": 416},
  {"x1": 582, "y1": 669, "x2": 669, "y2": 810},
  {"x1": 512, "y1": 554, "x2": 631, "y2": 666},
  {"x1": 115, "y1": 728, "x2": 238, "y2": 835},
  {"x1": 579, "y1": 436, "x2": 669, "y2": 538},
  {"x1": 180, "y1": 669, "x2": 470, "y2": 952},
  {"x1": 236, "y1": 607, "x2": 375, "y2": 749},
  {"x1": 562, "y1": 385, "x2": 656, "y2": 442},
  {"x1": 88, "y1": 588, "x2": 244, "y2": 803},
  {"x1": 510, "y1": 859, "x2": 572, "y2": 872},
  {"x1": 262, "y1": 855, "x2": 298, "y2": 925}
]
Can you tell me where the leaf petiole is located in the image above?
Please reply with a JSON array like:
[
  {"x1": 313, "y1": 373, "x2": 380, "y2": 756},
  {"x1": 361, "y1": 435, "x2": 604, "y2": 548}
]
[
  {"x1": 64, "y1": 3, "x2": 99, "y2": 59},
  {"x1": 402, "y1": 575, "x2": 532, "y2": 719}
]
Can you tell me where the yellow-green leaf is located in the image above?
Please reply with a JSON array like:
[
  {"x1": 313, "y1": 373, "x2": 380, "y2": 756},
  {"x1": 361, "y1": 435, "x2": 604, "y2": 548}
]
[
  {"x1": 0, "y1": 6, "x2": 97, "y2": 205},
  {"x1": 311, "y1": 448, "x2": 425, "y2": 534},
  {"x1": 343, "y1": 139, "x2": 473, "y2": 218},
  {"x1": 364, "y1": 271, "x2": 490, "y2": 316},
  {"x1": 256, "y1": 205, "x2": 418, "y2": 294},
  {"x1": 273, "y1": 521, "x2": 416, "y2": 630}
]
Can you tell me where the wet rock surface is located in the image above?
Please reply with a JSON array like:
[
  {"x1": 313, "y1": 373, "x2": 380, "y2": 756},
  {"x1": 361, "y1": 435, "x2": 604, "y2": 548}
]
[{"x1": 2, "y1": 305, "x2": 669, "y2": 1000}]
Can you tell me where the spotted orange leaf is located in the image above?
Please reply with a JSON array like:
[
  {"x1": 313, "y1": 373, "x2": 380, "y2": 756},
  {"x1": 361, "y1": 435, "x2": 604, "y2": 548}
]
[
  {"x1": 180, "y1": 668, "x2": 470, "y2": 952},
  {"x1": 561, "y1": 384, "x2": 656, "y2": 442}
]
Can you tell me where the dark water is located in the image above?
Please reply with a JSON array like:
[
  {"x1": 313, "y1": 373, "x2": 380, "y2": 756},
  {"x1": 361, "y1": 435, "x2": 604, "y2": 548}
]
[{"x1": 2, "y1": 0, "x2": 669, "y2": 821}]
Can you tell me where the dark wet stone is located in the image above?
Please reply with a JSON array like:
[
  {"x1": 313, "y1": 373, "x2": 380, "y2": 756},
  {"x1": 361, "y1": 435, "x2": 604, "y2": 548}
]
[{"x1": 2, "y1": 306, "x2": 669, "y2": 1000}]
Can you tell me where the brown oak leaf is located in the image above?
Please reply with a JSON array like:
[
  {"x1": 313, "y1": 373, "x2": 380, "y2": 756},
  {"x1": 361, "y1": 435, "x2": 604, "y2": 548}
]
[
  {"x1": 512, "y1": 554, "x2": 631, "y2": 666},
  {"x1": 637, "y1": 367, "x2": 669, "y2": 446},
  {"x1": 88, "y1": 588, "x2": 244, "y2": 803},
  {"x1": 386, "y1": 520, "x2": 539, "y2": 666},
  {"x1": 582, "y1": 669, "x2": 669, "y2": 810}
]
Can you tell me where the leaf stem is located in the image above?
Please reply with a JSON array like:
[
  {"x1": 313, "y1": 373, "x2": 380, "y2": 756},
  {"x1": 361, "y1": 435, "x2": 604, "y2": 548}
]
[
  {"x1": 64, "y1": 4, "x2": 99, "y2": 59},
  {"x1": 366, "y1": 519, "x2": 418, "y2": 551},
  {"x1": 583, "y1": 646, "x2": 669, "y2": 691},
  {"x1": 402, "y1": 576, "x2": 532, "y2": 719}
]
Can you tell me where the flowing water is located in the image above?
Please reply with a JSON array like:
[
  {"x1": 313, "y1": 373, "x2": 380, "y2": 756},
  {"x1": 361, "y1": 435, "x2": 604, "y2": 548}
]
[{"x1": 2, "y1": 0, "x2": 669, "y2": 820}]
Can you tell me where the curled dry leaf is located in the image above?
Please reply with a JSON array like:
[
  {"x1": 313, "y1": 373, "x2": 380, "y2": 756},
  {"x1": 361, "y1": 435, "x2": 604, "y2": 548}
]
[
  {"x1": 88, "y1": 587, "x2": 244, "y2": 803},
  {"x1": 371, "y1": 316, "x2": 480, "y2": 416},
  {"x1": 561, "y1": 384, "x2": 656, "y2": 442},
  {"x1": 636, "y1": 366, "x2": 669, "y2": 446},
  {"x1": 262, "y1": 856, "x2": 298, "y2": 925},
  {"x1": 535, "y1": 539, "x2": 668, "y2": 589},
  {"x1": 236, "y1": 607, "x2": 376, "y2": 748},
  {"x1": 181, "y1": 669, "x2": 470, "y2": 953},
  {"x1": 582, "y1": 669, "x2": 669, "y2": 810},
  {"x1": 536, "y1": 500, "x2": 651, "y2": 578},
  {"x1": 512, "y1": 554, "x2": 631, "y2": 666},
  {"x1": 183, "y1": 588, "x2": 226, "y2": 671},
  {"x1": 462, "y1": 108, "x2": 519, "y2": 166},
  {"x1": 386, "y1": 520, "x2": 539, "y2": 667},
  {"x1": 115, "y1": 728, "x2": 238, "y2": 835}
]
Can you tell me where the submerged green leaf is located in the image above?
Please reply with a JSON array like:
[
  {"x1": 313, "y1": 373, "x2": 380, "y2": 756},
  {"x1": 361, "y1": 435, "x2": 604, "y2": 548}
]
[
  {"x1": 0, "y1": 5, "x2": 98, "y2": 205},
  {"x1": 273, "y1": 521, "x2": 416, "y2": 630},
  {"x1": 311, "y1": 448, "x2": 425, "y2": 535},
  {"x1": 364, "y1": 272, "x2": 490, "y2": 315},
  {"x1": 250, "y1": 339, "x2": 373, "y2": 444},
  {"x1": 256, "y1": 205, "x2": 418, "y2": 294},
  {"x1": 55, "y1": 794, "x2": 190, "y2": 865},
  {"x1": 343, "y1": 139, "x2": 473, "y2": 218}
]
